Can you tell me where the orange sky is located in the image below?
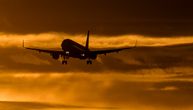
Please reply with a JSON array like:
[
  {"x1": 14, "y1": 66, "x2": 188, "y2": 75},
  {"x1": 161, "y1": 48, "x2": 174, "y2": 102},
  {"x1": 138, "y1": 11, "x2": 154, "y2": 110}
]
[
  {"x1": 0, "y1": 32, "x2": 192, "y2": 110},
  {"x1": 0, "y1": 0, "x2": 193, "y2": 109},
  {"x1": 0, "y1": 33, "x2": 193, "y2": 48}
]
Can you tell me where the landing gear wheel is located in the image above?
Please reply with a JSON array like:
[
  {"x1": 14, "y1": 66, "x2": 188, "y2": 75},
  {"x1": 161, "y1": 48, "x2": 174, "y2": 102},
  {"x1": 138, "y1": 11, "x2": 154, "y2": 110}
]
[
  {"x1": 62, "y1": 60, "x2": 68, "y2": 65},
  {"x1": 87, "y1": 60, "x2": 92, "y2": 64}
]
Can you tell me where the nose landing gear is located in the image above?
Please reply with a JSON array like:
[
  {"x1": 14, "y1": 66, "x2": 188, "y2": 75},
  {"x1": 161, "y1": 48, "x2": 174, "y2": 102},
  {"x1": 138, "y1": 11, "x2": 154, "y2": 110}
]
[{"x1": 87, "y1": 60, "x2": 92, "y2": 64}]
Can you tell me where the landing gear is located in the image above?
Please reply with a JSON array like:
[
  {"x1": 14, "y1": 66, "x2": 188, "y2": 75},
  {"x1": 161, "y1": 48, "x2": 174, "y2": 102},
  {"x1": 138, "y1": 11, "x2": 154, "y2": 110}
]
[
  {"x1": 62, "y1": 55, "x2": 68, "y2": 65},
  {"x1": 62, "y1": 60, "x2": 68, "y2": 65},
  {"x1": 87, "y1": 60, "x2": 92, "y2": 64}
]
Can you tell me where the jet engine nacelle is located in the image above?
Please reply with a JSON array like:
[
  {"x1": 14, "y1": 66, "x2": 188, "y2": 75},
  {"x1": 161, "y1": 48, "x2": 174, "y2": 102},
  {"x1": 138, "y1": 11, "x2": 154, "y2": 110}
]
[
  {"x1": 51, "y1": 53, "x2": 60, "y2": 60},
  {"x1": 89, "y1": 54, "x2": 97, "y2": 60}
]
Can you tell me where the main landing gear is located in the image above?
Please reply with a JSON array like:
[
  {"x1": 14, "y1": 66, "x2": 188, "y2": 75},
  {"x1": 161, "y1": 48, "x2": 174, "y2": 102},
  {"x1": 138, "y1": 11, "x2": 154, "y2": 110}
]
[
  {"x1": 62, "y1": 56, "x2": 68, "y2": 65},
  {"x1": 62, "y1": 60, "x2": 68, "y2": 65},
  {"x1": 87, "y1": 60, "x2": 92, "y2": 64}
]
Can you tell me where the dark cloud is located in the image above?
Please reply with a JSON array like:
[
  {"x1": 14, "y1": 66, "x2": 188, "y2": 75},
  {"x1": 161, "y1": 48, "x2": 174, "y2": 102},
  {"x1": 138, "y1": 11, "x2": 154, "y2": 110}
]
[
  {"x1": 0, "y1": 0, "x2": 193, "y2": 36},
  {"x1": 0, "y1": 43, "x2": 192, "y2": 73},
  {"x1": 0, "y1": 101, "x2": 106, "y2": 110},
  {"x1": 102, "y1": 80, "x2": 193, "y2": 108},
  {"x1": 1, "y1": 76, "x2": 193, "y2": 109}
]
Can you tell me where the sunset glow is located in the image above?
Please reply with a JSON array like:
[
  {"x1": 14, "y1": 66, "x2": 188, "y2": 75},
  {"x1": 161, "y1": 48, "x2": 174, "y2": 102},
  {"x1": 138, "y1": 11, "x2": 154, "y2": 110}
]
[
  {"x1": 0, "y1": 33, "x2": 193, "y2": 48},
  {"x1": 0, "y1": 0, "x2": 193, "y2": 110}
]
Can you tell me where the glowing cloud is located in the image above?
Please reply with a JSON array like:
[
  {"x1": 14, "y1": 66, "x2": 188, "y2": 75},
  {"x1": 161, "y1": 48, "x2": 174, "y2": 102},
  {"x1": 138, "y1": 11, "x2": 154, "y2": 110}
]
[{"x1": 0, "y1": 33, "x2": 193, "y2": 48}]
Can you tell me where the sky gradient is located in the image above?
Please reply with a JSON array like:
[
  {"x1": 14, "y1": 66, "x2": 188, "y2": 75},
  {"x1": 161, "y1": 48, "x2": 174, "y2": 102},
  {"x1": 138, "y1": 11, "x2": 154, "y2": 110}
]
[
  {"x1": 0, "y1": 0, "x2": 193, "y2": 36},
  {"x1": 0, "y1": 1, "x2": 193, "y2": 110}
]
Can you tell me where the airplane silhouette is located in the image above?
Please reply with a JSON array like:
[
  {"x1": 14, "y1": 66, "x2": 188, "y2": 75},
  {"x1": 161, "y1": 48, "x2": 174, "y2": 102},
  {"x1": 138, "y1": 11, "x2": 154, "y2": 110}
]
[{"x1": 23, "y1": 31, "x2": 137, "y2": 64}]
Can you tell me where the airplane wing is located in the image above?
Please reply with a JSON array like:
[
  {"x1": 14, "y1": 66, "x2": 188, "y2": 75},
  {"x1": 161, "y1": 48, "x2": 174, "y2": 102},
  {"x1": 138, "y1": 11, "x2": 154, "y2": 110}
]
[
  {"x1": 91, "y1": 40, "x2": 137, "y2": 55},
  {"x1": 91, "y1": 41, "x2": 137, "y2": 55},
  {"x1": 22, "y1": 41, "x2": 64, "y2": 54},
  {"x1": 24, "y1": 47, "x2": 64, "y2": 54},
  {"x1": 91, "y1": 47, "x2": 135, "y2": 55}
]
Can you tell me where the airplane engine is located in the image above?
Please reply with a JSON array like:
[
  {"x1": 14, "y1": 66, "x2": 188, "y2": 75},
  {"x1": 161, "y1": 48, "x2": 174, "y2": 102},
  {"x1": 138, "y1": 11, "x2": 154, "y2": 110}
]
[
  {"x1": 51, "y1": 53, "x2": 60, "y2": 60},
  {"x1": 90, "y1": 54, "x2": 97, "y2": 60}
]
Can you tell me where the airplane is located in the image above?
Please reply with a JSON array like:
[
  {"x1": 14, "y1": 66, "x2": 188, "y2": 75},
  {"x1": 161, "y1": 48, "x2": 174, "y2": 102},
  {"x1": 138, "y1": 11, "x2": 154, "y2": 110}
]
[{"x1": 23, "y1": 31, "x2": 137, "y2": 65}]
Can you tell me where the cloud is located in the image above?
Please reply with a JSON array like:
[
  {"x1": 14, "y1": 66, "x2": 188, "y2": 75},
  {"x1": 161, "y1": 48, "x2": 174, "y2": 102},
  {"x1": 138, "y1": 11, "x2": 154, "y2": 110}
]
[
  {"x1": 0, "y1": 33, "x2": 192, "y2": 109},
  {"x1": 10, "y1": 53, "x2": 50, "y2": 65},
  {"x1": 0, "y1": 40, "x2": 192, "y2": 73},
  {"x1": 0, "y1": 1, "x2": 193, "y2": 109},
  {"x1": 1, "y1": 73, "x2": 193, "y2": 109},
  {"x1": 0, "y1": 33, "x2": 192, "y2": 73},
  {"x1": 0, "y1": 101, "x2": 101, "y2": 110},
  {"x1": 0, "y1": 33, "x2": 193, "y2": 48}
]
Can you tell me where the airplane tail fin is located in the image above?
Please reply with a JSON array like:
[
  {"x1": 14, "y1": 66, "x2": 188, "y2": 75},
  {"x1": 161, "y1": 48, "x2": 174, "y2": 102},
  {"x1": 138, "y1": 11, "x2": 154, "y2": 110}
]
[{"x1": 85, "y1": 30, "x2": 90, "y2": 50}]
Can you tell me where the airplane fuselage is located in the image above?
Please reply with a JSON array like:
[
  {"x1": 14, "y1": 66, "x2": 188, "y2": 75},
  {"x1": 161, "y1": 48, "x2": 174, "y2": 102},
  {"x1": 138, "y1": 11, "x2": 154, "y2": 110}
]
[{"x1": 61, "y1": 39, "x2": 97, "y2": 60}]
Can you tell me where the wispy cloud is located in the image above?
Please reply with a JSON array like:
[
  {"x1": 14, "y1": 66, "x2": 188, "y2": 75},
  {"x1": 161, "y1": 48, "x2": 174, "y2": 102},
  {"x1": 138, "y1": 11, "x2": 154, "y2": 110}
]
[
  {"x1": 0, "y1": 33, "x2": 193, "y2": 48},
  {"x1": 0, "y1": 33, "x2": 192, "y2": 109},
  {"x1": 0, "y1": 73, "x2": 193, "y2": 109}
]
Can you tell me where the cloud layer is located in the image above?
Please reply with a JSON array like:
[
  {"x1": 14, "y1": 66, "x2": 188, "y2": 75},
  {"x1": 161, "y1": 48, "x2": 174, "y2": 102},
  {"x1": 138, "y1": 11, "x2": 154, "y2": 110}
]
[
  {"x1": 0, "y1": 1, "x2": 193, "y2": 109},
  {"x1": 0, "y1": 33, "x2": 192, "y2": 73},
  {"x1": 0, "y1": 33, "x2": 192, "y2": 109}
]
